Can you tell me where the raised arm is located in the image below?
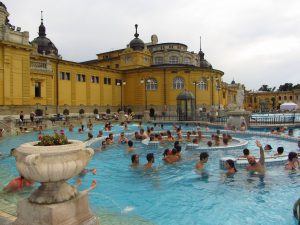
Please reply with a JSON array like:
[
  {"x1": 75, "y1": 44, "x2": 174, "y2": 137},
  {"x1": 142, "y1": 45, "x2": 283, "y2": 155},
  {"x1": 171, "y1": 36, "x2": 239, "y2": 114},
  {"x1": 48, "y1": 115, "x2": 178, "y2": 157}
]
[{"x1": 256, "y1": 140, "x2": 265, "y2": 165}]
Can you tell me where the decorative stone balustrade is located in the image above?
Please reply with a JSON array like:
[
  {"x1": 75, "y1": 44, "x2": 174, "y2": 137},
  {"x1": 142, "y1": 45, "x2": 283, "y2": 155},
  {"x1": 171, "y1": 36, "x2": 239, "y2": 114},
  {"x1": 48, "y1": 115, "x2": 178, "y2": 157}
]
[{"x1": 30, "y1": 60, "x2": 53, "y2": 74}]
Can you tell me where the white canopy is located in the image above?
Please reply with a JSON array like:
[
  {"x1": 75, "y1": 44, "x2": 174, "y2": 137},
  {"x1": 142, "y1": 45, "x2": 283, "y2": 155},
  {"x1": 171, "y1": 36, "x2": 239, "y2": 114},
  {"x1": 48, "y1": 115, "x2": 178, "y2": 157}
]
[{"x1": 280, "y1": 102, "x2": 298, "y2": 111}]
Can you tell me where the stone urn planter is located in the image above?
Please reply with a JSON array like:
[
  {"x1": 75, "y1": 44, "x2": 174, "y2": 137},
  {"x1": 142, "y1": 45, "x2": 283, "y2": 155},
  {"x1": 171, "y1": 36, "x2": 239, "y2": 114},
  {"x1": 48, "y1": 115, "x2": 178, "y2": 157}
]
[{"x1": 14, "y1": 140, "x2": 94, "y2": 204}]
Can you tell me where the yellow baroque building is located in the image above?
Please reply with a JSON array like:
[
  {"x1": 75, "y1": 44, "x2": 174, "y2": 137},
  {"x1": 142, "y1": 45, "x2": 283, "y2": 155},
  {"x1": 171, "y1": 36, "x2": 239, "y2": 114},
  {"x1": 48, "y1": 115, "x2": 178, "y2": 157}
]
[{"x1": 0, "y1": 3, "x2": 239, "y2": 116}]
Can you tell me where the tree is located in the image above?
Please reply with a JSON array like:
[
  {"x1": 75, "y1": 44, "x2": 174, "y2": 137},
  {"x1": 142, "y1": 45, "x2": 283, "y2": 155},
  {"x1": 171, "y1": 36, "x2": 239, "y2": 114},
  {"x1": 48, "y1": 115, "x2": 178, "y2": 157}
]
[
  {"x1": 258, "y1": 84, "x2": 273, "y2": 92},
  {"x1": 293, "y1": 84, "x2": 300, "y2": 90},
  {"x1": 278, "y1": 83, "x2": 293, "y2": 91}
]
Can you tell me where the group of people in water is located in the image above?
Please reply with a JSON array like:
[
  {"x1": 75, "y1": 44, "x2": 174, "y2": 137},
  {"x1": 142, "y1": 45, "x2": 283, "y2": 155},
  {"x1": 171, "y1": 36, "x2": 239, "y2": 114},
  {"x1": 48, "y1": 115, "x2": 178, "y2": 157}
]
[{"x1": 2, "y1": 120, "x2": 300, "y2": 193}]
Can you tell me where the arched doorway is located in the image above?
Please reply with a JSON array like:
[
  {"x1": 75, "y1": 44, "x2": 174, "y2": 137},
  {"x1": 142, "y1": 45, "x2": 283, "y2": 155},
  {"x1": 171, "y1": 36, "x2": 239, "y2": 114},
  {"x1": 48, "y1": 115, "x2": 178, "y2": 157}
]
[{"x1": 176, "y1": 90, "x2": 195, "y2": 121}]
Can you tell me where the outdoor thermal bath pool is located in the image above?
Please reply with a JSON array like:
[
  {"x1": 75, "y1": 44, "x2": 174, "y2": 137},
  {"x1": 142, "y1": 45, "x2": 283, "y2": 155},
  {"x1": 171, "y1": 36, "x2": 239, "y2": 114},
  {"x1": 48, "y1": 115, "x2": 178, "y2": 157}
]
[{"x1": 0, "y1": 124, "x2": 299, "y2": 225}]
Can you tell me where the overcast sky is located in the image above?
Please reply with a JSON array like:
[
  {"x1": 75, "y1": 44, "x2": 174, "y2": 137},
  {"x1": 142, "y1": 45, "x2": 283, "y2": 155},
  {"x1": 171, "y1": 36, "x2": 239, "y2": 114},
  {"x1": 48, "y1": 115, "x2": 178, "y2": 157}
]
[{"x1": 4, "y1": 0, "x2": 300, "y2": 90}]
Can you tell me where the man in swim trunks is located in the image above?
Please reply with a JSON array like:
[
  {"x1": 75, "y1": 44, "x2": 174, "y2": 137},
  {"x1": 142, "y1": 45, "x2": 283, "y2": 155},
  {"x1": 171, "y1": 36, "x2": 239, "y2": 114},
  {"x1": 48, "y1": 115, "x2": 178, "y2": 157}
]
[{"x1": 246, "y1": 140, "x2": 265, "y2": 174}]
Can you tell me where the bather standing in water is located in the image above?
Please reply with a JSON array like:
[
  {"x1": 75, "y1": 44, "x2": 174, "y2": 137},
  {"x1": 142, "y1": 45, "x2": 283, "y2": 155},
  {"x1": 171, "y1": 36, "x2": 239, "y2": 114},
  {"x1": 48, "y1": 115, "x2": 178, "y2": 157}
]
[
  {"x1": 246, "y1": 140, "x2": 265, "y2": 174},
  {"x1": 130, "y1": 154, "x2": 139, "y2": 168},
  {"x1": 144, "y1": 153, "x2": 155, "y2": 169},
  {"x1": 195, "y1": 152, "x2": 209, "y2": 171},
  {"x1": 225, "y1": 159, "x2": 237, "y2": 175}
]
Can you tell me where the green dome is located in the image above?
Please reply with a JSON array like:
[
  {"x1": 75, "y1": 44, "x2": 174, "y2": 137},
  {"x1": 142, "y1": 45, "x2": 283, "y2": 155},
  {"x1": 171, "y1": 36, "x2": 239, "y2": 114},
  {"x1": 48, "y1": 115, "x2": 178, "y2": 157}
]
[{"x1": 176, "y1": 90, "x2": 195, "y2": 100}]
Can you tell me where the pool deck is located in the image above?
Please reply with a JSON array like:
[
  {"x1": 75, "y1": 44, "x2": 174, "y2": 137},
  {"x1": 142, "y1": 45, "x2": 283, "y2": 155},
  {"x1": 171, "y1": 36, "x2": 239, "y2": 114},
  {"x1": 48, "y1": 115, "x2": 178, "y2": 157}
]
[{"x1": 0, "y1": 198, "x2": 17, "y2": 224}]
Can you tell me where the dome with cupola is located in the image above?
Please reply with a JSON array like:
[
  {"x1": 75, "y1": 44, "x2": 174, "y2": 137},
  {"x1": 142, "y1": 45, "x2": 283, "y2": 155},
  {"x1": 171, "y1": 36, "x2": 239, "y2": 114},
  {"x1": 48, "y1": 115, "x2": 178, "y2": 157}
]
[
  {"x1": 129, "y1": 24, "x2": 145, "y2": 51},
  {"x1": 31, "y1": 12, "x2": 58, "y2": 56}
]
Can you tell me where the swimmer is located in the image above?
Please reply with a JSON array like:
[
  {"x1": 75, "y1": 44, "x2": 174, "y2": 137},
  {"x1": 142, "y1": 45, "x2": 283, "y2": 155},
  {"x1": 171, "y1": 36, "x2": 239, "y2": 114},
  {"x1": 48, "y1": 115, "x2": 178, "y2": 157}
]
[
  {"x1": 97, "y1": 130, "x2": 103, "y2": 138},
  {"x1": 118, "y1": 132, "x2": 128, "y2": 144},
  {"x1": 107, "y1": 133, "x2": 114, "y2": 144},
  {"x1": 127, "y1": 140, "x2": 135, "y2": 151},
  {"x1": 196, "y1": 152, "x2": 209, "y2": 171},
  {"x1": 164, "y1": 149, "x2": 180, "y2": 164},
  {"x1": 285, "y1": 152, "x2": 299, "y2": 170},
  {"x1": 131, "y1": 154, "x2": 139, "y2": 168},
  {"x1": 84, "y1": 132, "x2": 93, "y2": 141},
  {"x1": 74, "y1": 179, "x2": 97, "y2": 194},
  {"x1": 239, "y1": 148, "x2": 250, "y2": 159},
  {"x1": 207, "y1": 141, "x2": 212, "y2": 147},
  {"x1": 225, "y1": 159, "x2": 237, "y2": 175},
  {"x1": 162, "y1": 149, "x2": 171, "y2": 161},
  {"x1": 246, "y1": 140, "x2": 265, "y2": 174},
  {"x1": 144, "y1": 153, "x2": 155, "y2": 169},
  {"x1": 274, "y1": 147, "x2": 284, "y2": 156},
  {"x1": 186, "y1": 131, "x2": 192, "y2": 142},
  {"x1": 264, "y1": 144, "x2": 272, "y2": 152},
  {"x1": 69, "y1": 123, "x2": 74, "y2": 132},
  {"x1": 78, "y1": 168, "x2": 97, "y2": 177},
  {"x1": 101, "y1": 141, "x2": 107, "y2": 150},
  {"x1": 3, "y1": 175, "x2": 34, "y2": 192}
]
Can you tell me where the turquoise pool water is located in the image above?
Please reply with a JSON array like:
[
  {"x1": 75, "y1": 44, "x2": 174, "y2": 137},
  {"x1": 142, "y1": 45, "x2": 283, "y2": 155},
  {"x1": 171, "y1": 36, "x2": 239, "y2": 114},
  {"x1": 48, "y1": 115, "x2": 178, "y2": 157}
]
[{"x1": 0, "y1": 124, "x2": 299, "y2": 225}]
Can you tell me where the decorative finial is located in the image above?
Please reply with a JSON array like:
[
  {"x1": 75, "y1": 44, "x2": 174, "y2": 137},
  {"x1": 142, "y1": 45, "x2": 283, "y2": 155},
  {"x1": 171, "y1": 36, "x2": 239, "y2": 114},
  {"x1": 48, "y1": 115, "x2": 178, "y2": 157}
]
[
  {"x1": 134, "y1": 24, "x2": 139, "y2": 38},
  {"x1": 200, "y1": 36, "x2": 202, "y2": 51},
  {"x1": 41, "y1": 11, "x2": 43, "y2": 23}
]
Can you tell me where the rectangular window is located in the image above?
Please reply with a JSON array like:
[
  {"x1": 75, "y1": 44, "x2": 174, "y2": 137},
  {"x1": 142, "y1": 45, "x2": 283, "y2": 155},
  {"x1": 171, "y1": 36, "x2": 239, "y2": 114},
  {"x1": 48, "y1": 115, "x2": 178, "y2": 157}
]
[
  {"x1": 278, "y1": 96, "x2": 282, "y2": 100},
  {"x1": 290, "y1": 96, "x2": 293, "y2": 100},
  {"x1": 66, "y1": 72, "x2": 70, "y2": 80},
  {"x1": 104, "y1": 77, "x2": 111, "y2": 85},
  {"x1": 60, "y1": 72, "x2": 65, "y2": 80},
  {"x1": 115, "y1": 79, "x2": 122, "y2": 85},
  {"x1": 91, "y1": 76, "x2": 99, "y2": 83},
  {"x1": 60, "y1": 72, "x2": 70, "y2": 80},
  {"x1": 35, "y1": 82, "x2": 41, "y2": 98},
  {"x1": 77, "y1": 74, "x2": 85, "y2": 82}
]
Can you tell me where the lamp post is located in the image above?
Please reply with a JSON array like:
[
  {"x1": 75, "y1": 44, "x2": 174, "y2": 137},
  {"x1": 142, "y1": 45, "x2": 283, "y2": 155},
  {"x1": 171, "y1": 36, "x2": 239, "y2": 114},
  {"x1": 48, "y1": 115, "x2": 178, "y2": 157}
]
[
  {"x1": 216, "y1": 84, "x2": 221, "y2": 110},
  {"x1": 193, "y1": 81, "x2": 200, "y2": 117},
  {"x1": 117, "y1": 80, "x2": 126, "y2": 111},
  {"x1": 140, "y1": 78, "x2": 150, "y2": 110}
]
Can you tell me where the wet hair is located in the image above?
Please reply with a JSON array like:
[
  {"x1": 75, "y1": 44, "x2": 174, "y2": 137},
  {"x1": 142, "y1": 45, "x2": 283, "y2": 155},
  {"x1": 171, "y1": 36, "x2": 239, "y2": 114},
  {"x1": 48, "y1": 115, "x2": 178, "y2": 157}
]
[
  {"x1": 172, "y1": 148, "x2": 177, "y2": 155},
  {"x1": 128, "y1": 140, "x2": 133, "y2": 147},
  {"x1": 277, "y1": 147, "x2": 284, "y2": 155},
  {"x1": 216, "y1": 130, "x2": 221, "y2": 135},
  {"x1": 288, "y1": 152, "x2": 298, "y2": 161},
  {"x1": 193, "y1": 138, "x2": 198, "y2": 144},
  {"x1": 226, "y1": 159, "x2": 237, "y2": 172},
  {"x1": 131, "y1": 154, "x2": 138, "y2": 163},
  {"x1": 146, "y1": 153, "x2": 154, "y2": 162},
  {"x1": 207, "y1": 141, "x2": 212, "y2": 147},
  {"x1": 163, "y1": 149, "x2": 170, "y2": 157},
  {"x1": 243, "y1": 148, "x2": 250, "y2": 156},
  {"x1": 88, "y1": 132, "x2": 93, "y2": 138},
  {"x1": 149, "y1": 136, "x2": 154, "y2": 141},
  {"x1": 175, "y1": 145, "x2": 182, "y2": 153},
  {"x1": 109, "y1": 133, "x2": 113, "y2": 138},
  {"x1": 101, "y1": 141, "x2": 106, "y2": 146},
  {"x1": 174, "y1": 141, "x2": 180, "y2": 148},
  {"x1": 223, "y1": 137, "x2": 229, "y2": 145},
  {"x1": 265, "y1": 144, "x2": 272, "y2": 150},
  {"x1": 200, "y1": 152, "x2": 209, "y2": 161}
]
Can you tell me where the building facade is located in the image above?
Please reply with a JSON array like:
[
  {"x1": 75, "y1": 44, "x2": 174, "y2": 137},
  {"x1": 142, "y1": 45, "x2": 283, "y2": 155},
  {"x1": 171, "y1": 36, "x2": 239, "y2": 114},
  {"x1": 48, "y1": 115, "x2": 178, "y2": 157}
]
[{"x1": 0, "y1": 2, "x2": 239, "y2": 116}]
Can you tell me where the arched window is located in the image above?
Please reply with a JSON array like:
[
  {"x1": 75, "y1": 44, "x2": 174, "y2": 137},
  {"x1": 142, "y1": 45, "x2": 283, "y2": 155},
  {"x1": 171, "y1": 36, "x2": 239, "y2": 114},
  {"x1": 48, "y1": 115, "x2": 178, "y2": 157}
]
[
  {"x1": 169, "y1": 56, "x2": 179, "y2": 64},
  {"x1": 146, "y1": 78, "x2": 158, "y2": 91},
  {"x1": 173, "y1": 77, "x2": 185, "y2": 90},
  {"x1": 184, "y1": 57, "x2": 191, "y2": 64},
  {"x1": 198, "y1": 80, "x2": 207, "y2": 90},
  {"x1": 154, "y1": 56, "x2": 163, "y2": 65}
]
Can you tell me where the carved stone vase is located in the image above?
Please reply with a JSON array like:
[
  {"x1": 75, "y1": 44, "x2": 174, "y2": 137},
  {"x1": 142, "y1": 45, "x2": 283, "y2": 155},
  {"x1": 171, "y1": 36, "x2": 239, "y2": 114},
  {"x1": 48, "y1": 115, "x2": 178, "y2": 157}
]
[{"x1": 14, "y1": 140, "x2": 94, "y2": 204}]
